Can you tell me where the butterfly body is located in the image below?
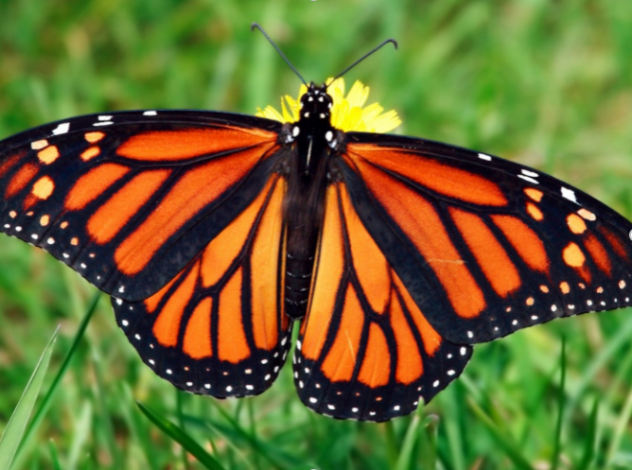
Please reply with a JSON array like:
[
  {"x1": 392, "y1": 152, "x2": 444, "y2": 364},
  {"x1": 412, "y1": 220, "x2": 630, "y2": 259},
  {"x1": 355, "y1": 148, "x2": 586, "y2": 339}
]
[{"x1": 282, "y1": 83, "x2": 338, "y2": 320}]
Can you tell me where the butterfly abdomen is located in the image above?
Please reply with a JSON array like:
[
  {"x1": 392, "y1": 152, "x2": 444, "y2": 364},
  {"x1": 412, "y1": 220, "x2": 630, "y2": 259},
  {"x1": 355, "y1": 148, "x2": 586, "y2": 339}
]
[
  {"x1": 282, "y1": 147, "x2": 328, "y2": 320},
  {"x1": 284, "y1": 250, "x2": 314, "y2": 319}
]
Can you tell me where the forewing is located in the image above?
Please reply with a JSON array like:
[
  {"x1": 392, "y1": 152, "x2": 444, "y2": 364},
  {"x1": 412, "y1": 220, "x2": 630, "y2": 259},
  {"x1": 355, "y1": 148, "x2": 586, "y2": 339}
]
[
  {"x1": 294, "y1": 182, "x2": 472, "y2": 421},
  {"x1": 342, "y1": 133, "x2": 632, "y2": 344},
  {"x1": 112, "y1": 174, "x2": 292, "y2": 396},
  {"x1": 0, "y1": 110, "x2": 283, "y2": 300}
]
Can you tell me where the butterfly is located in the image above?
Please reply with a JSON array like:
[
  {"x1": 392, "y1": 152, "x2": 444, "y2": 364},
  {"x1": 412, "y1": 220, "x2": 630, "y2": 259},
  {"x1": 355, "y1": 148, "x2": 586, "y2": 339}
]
[{"x1": 1, "y1": 27, "x2": 632, "y2": 423}]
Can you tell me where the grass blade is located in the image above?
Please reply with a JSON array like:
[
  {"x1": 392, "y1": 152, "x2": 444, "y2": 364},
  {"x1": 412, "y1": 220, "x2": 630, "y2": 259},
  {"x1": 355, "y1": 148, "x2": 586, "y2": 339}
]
[
  {"x1": 578, "y1": 399, "x2": 599, "y2": 470},
  {"x1": 467, "y1": 398, "x2": 533, "y2": 470},
  {"x1": 137, "y1": 401, "x2": 227, "y2": 470},
  {"x1": 17, "y1": 292, "x2": 101, "y2": 459},
  {"x1": 605, "y1": 374, "x2": 632, "y2": 468},
  {"x1": 394, "y1": 406, "x2": 424, "y2": 470},
  {"x1": 176, "y1": 390, "x2": 191, "y2": 470},
  {"x1": 206, "y1": 400, "x2": 285, "y2": 469},
  {"x1": 0, "y1": 326, "x2": 58, "y2": 470},
  {"x1": 551, "y1": 338, "x2": 567, "y2": 470},
  {"x1": 48, "y1": 440, "x2": 63, "y2": 470}
]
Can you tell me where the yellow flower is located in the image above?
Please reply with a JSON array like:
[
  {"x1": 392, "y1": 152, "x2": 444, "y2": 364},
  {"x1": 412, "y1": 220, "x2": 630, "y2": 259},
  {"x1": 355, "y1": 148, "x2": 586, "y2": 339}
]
[{"x1": 256, "y1": 77, "x2": 401, "y2": 133}]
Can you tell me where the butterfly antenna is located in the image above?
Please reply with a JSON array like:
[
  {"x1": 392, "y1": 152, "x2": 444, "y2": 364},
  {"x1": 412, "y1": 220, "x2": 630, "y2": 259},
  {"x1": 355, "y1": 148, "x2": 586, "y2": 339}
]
[
  {"x1": 251, "y1": 23, "x2": 307, "y2": 85},
  {"x1": 331, "y1": 39, "x2": 398, "y2": 83}
]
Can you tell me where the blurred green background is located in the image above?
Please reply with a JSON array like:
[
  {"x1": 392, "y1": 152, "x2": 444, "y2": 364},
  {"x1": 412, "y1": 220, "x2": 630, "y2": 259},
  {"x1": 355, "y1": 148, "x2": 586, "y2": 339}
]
[{"x1": 1, "y1": 0, "x2": 632, "y2": 469}]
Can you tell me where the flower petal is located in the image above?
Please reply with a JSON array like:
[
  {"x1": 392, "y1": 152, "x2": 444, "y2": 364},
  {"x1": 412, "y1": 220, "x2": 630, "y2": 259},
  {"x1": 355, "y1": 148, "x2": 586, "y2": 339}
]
[
  {"x1": 256, "y1": 106, "x2": 285, "y2": 121},
  {"x1": 346, "y1": 81, "x2": 369, "y2": 108},
  {"x1": 368, "y1": 110, "x2": 402, "y2": 133}
]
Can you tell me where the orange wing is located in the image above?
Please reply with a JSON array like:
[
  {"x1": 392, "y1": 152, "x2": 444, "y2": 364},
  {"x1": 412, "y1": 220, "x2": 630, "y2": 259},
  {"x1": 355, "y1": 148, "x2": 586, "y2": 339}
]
[
  {"x1": 294, "y1": 182, "x2": 472, "y2": 421},
  {"x1": 0, "y1": 111, "x2": 282, "y2": 301},
  {"x1": 112, "y1": 174, "x2": 292, "y2": 396},
  {"x1": 340, "y1": 134, "x2": 632, "y2": 344}
]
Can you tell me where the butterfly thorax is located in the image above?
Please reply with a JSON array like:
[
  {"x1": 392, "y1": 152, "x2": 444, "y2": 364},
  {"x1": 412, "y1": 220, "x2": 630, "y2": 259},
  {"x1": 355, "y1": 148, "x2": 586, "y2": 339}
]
[{"x1": 283, "y1": 83, "x2": 340, "y2": 320}]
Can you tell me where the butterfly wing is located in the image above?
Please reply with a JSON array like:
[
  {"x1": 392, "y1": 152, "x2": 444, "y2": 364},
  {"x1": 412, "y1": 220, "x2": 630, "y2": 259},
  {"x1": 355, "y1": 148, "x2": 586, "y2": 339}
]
[
  {"x1": 294, "y1": 182, "x2": 472, "y2": 421},
  {"x1": 0, "y1": 110, "x2": 283, "y2": 301},
  {"x1": 112, "y1": 172, "x2": 292, "y2": 396},
  {"x1": 341, "y1": 132, "x2": 632, "y2": 344}
]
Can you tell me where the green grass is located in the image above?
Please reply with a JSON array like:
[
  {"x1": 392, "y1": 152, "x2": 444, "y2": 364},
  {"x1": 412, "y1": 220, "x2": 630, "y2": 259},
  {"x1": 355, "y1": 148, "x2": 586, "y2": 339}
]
[
  {"x1": 1, "y1": 0, "x2": 632, "y2": 468},
  {"x1": 0, "y1": 326, "x2": 57, "y2": 470}
]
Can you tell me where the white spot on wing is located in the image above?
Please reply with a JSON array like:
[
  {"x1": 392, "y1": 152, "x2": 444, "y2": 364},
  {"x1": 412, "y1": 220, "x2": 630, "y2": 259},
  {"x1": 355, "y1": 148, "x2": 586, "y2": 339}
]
[
  {"x1": 143, "y1": 111, "x2": 158, "y2": 116},
  {"x1": 478, "y1": 153, "x2": 492, "y2": 161},
  {"x1": 52, "y1": 122, "x2": 70, "y2": 135},
  {"x1": 561, "y1": 187, "x2": 578, "y2": 203},
  {"x1": 519, "y1": 175, "x2": 539, "y2": 185},
  {"x1": 521, "y1": 169, "x2": 539, "y2": 178}
]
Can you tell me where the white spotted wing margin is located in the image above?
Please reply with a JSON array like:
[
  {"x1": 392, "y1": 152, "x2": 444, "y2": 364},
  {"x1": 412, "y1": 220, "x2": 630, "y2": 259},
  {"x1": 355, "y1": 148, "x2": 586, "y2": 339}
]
[{"x1": 292, "y1": 181, "x2": 472, "y2": 421}]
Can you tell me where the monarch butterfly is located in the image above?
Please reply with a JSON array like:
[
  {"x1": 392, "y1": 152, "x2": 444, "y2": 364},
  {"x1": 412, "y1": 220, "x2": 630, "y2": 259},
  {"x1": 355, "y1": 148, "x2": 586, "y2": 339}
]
[{"x1": 1, "y1": 25, "x2": 631, "y2": 423}]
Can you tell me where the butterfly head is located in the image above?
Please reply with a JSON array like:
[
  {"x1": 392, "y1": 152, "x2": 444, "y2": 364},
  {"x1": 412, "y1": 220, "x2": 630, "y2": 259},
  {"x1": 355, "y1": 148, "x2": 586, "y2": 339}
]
[{"x1": 298, "y1": 83, "x2": 334, "y2": 124}]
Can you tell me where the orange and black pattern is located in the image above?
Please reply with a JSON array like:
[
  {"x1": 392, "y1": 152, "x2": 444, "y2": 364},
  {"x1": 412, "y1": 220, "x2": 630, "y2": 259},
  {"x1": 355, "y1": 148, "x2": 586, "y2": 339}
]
[
  {"x1": 113, "y1": 175, "x2": 292, "y2": 397},
  {"x1": 0, "y1": 110, "x2": 293, "y2": 398},
  {"x1": 294, "y1": 182, "x2": 472, "y2": 421},
  {"x1": 342, "y1": 133, "x2": 632, "y2": 345},
  {"x1": 0, "y1": 111, "x2": 281, "y2": 301}
]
